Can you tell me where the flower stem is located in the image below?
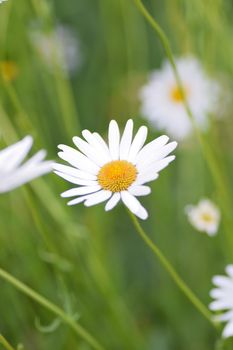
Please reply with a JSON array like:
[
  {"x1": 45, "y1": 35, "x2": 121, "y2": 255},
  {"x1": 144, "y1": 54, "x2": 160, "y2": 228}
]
[
  {"x1": 133, "y1": 0, "x2": 233, "y2": 254},
  {"x1": 0, "y1": 335, "x2": 15, "y2": 350},
  {"x1": 128, "y1": 211, "x2": 217, "y2": 328},
  {"x1": 0, "y1": 268, "x2": 105, "y2": 350}
]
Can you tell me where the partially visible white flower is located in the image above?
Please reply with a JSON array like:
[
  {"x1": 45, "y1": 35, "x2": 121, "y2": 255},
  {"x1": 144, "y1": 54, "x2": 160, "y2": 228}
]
[
  {"x1": 140, "y1": 57, "x2": 220, "y2": 140},
  {"x1": 0, "y1": 136, "x2": 53, "y2": 193},
  {"x1": 54, "y1": 119, "x2": 177, "y2": 220},
  {"x1": 209, "y1": 265, "x2": 233, "y2": 338},
  {"x1": 31, "y1": 24, "x2": 82, "y2": 74},
  {"x1": 0, "y1": 0, "x2": 8, "y2": 4},
  {"x1": 185, "y1": 198, "x2": 220, "y2": 236}
]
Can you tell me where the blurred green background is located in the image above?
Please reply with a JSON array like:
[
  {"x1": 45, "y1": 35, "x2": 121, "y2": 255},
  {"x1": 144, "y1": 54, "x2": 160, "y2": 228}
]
[{"x1": 0, "y1": 0, "x2": 233, "y2": 349}]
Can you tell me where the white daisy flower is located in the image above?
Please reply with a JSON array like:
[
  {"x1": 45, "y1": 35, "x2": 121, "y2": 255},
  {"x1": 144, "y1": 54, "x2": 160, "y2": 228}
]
[
  {"x1": 209, "y1": 265, "x2": 233, "y2": 338},
  {"x1": 31, "y1": 24, "x2": 82, "y2": 74},
  {"x1": 140, "y1": 56, "x2": 220, "y2": 140},
  {"x1": 185, "y1": 198, "x2": 220, "y2": 236},
  {"x1": 54, "y1": 119, "x2": 177, "y2": 220},
  {"x1": 0, "y1": 136, "x2": 53, "y2": 193}
]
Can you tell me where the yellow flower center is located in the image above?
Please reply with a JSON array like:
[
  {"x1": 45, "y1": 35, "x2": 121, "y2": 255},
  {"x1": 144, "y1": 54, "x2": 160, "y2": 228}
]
[
  {"x1": 170, "y1": 85, "x2": 185, "y2": 102},
  {"x1": 98, "y1": 160, "x2": 137, "y2": 192},
  {"x1": 0, "y1": 61, "x2": 18, "y2": 82},
  {"x1": 201, "y1": 212, "x2": 213, "y2": 223}
]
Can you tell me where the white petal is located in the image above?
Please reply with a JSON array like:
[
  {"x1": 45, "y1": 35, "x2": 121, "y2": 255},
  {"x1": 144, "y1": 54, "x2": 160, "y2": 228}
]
[
  {"x1": 121, "y1": 191, "x2": 140, "y2": 214},
  {"x1": 212, "y1": 276, "x2": 233, "y2": 289},
  {"x1": 135, "y1": 172, "x2": 159, "y2": 185},
  {"x1": 105, "y1": 192, "x2": 121, "y2": 211},
  {"x1": 136, "y1": 142, "x2": 177, "y2": 171},
  {"x1": 58, "y1": 144, "x2": 100, "y2": 174},
  {"x1": 209, "y1": 299, "x2": 233, "y2": 311},
  {"x1": 0, "y1": 161, "x2": 53, "y2": 193},
  {"x1": 135, "y1": 135, "x2": 169, "y2": 164},
  {"x1": 67, "y1": 196, "x2": 88, "y2": 206},
  {"x1": 226, "y1": 265, "x2": 233, "y2": 278},
  {"x1": 82, "y1": 130, "x2": 111, "y2": 162},
  {"x1": 108, "y1": 120, "x2": 120, "y2": 160},
  {"x1": 54, "y1": 171, "x2": 97, "y2": 186},
  {"x1": 26, "y1": 150, "x2": 47, "y2": 165},
  {"x1": 84, "y1": 190, "x2": 112, "y2": 206},
  {"x1": 0, "y1": 136, "x2": 33, "y2": 171},
  {"x1": 223, "y1": 321, "x2": 233, "y2": 338},
  {"x1": 61, "y1": 185, "x2": 101, "y2": 198},
  {"x1": 215, "y1": 310, "x2": 233, "y2": 322},
  {"x1": 128, "y1": 126, "x2": 148, "y2": 163},
  {"x1": 119, "y1": 119, "x2": 133, "y2": 160},
  {"x1": 137, "y1": 156, "x2": 175, "y2": 178},
  {"x1": 92, "y1": 132, "x2": 110, "y2": 154},
  {"x1": 153, "y1": 141, "x2": 177, "y2": 161},
  {"x1": 53, "y1": 163, "x2": 97, "y2": 181},
  {"x1": 72, "y1": 136, "x2": 105, "y2": 166},
  {"x1": 135, "y1": 204, "x2": 148, "y2": 220},
  {"x1": 128, "y1": 185, "x2": 151, "y2": 196}
]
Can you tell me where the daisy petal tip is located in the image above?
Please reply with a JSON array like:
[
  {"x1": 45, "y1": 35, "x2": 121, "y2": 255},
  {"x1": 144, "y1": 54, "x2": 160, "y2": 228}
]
[
  {"x1": 24, "y1": 135, "x2": 33, "y2": 143},
  {"x1": 57, "y1": 144, "x2": 66, "y2": 151},
  {"x1": 138, "y1": 211, "x2": 148, "y2": 220}
]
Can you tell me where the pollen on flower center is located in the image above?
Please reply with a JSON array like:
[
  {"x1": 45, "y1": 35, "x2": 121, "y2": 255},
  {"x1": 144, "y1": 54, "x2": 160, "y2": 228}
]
[
  {"x1": 98, "y1": 160, "x2": 137, "y2": 192},
  {"x1": 170, "y1": 85, "x2": 185, "y2": 102},
  {"x1": 201, "y1": 212, "x2": 214, "y2": 223}
]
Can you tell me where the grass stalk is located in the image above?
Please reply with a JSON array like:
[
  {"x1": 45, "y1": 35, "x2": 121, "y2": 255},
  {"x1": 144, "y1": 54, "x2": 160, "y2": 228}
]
[
  {"x1": 128, "y1": 210, "x2": 217, "y2": 329},
  {"x1": 0, "y1": 268, "x2": 105, "y2": 350},
  {"x1": 133, "y1": 0, "x2": 233, "y2": 253}
]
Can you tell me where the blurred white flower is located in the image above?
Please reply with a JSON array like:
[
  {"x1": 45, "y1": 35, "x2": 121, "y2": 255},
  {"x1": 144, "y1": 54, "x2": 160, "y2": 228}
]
[
  {"x1": 140, "y1": 57, "x2": 220, "y2": 140},
  {"x1": 185, "y1": 198, "x2": 220, "y2": 236},
  {"x1": 54, "y1": 119, "x2": 177, "y2": 220},
  {"x1": 0, "y1": 0, "x2": 8, "y2": 4},
  {"x1": 0, "y1": 136, "x2": 53, "y2": 193},
  {"x1": 31, "y1": 25, "x2": 82, "y2": 74},
  {"x1": 209, "y1": 265, "x2": 233, "y2": 338}
]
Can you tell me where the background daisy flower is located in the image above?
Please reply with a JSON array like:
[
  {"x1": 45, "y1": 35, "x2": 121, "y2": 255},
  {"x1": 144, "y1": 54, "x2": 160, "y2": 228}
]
[
  {"x1": 209, "y1": 265, "x2": 233, "y2": 338},
  {"x1": 31, "y1": 24, "x2": 82, "y2": 74},
  {"x1": 140, "y1": 57, "x2": 220, "y2": 140},
  {"x1": 0, "y1": 136, "x2": 53, "y2": 193},
  {"x1": 0, "y1": 60, "x2": 18, "y2": 82},
  {"x1": 185, "y1": 198, "x2": 220, "y2": 236},
  {"x1": 54, "y1": 119, "x2": 177, "y2": 220}
]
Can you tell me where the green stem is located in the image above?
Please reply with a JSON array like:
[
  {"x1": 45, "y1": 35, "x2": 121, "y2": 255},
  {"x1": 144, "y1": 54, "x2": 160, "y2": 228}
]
[
  {"x1": 0, "y1": 335, "x2": 15, "y2": 350},
  {"x1": 128, "y1": 211, "x2": 217, "y2": 328},
  {"x1": 0, "y1": 268, "x2": 105, "y2": 350},
  {"x1": 133, "y1": 0, "x2": 233, "y2": 253}
]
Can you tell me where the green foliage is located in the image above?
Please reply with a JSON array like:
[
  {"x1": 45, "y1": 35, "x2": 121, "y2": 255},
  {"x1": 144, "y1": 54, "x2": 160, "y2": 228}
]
[{"x1": 0, "y1": 0, "x2": 233, "y2": 349}]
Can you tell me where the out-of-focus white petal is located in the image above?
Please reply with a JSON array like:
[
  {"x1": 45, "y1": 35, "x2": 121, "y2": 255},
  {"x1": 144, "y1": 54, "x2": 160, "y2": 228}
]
[
  {"x1": 0, "y1": 136, "x2": 33, "y2": 171},
  {"x1": 209, "y1": 266, "x2": 233, "y2": 339},
  {"x1": 0, "y1": 136, "x2": 52, "y2": 193}
]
